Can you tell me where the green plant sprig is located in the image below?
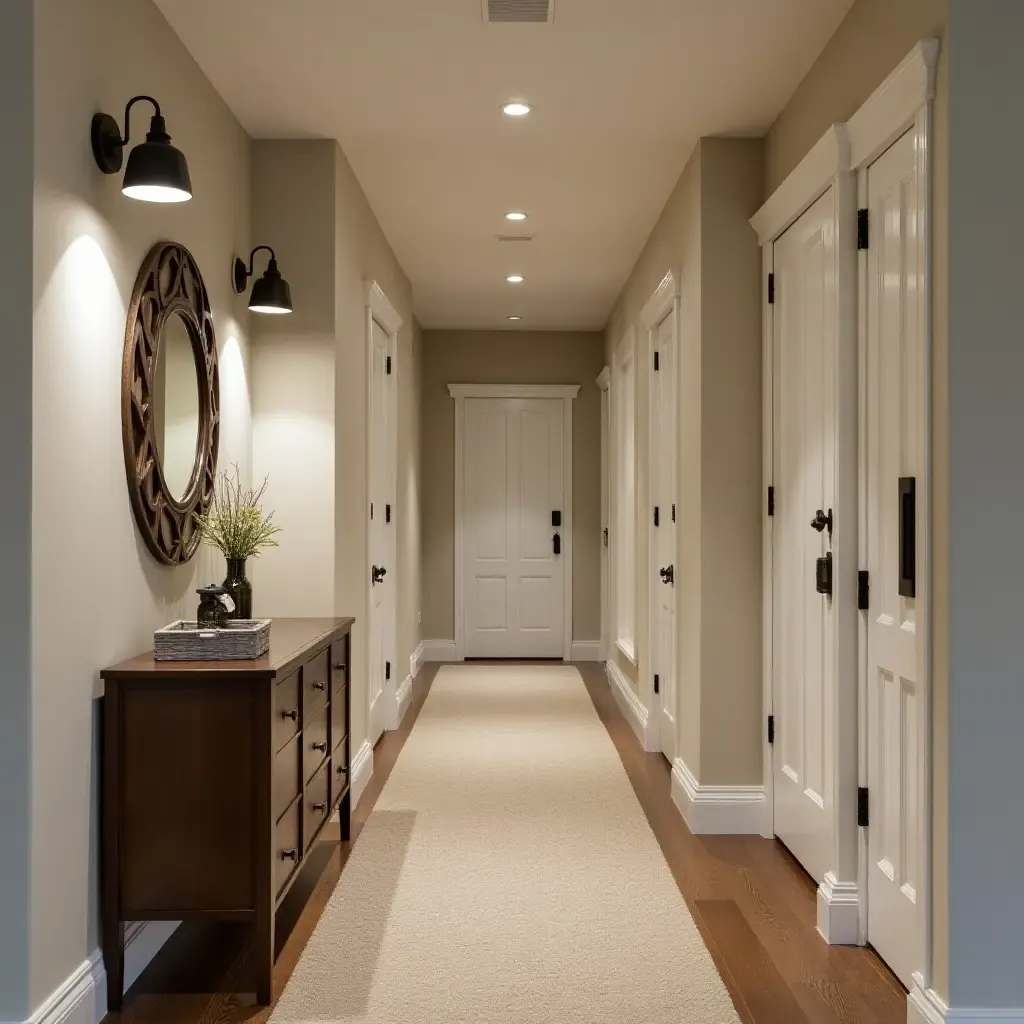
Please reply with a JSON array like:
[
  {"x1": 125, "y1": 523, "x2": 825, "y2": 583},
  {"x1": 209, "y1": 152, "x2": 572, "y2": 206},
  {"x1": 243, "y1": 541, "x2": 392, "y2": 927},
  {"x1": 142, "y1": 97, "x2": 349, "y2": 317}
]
[{"x1": 194, "y1": 464, "x2": 281, "y2": 559}]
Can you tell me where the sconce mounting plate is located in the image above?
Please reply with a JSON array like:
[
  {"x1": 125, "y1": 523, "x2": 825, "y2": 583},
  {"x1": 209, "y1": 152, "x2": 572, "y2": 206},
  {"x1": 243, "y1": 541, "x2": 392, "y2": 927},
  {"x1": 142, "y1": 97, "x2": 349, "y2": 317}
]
[
  {"x1": 231, "y1": 257, "x2": 249, "y2": 295},
  {"x1": 91, "y1": 113, "x2": 125, "y2": 174}
]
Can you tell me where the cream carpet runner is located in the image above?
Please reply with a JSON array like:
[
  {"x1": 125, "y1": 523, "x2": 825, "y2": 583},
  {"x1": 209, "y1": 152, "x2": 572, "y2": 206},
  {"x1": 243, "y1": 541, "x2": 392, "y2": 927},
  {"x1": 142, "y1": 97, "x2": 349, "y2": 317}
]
[{"x1": 271, "y1": 664, "x2": 739, "y2": 1023}]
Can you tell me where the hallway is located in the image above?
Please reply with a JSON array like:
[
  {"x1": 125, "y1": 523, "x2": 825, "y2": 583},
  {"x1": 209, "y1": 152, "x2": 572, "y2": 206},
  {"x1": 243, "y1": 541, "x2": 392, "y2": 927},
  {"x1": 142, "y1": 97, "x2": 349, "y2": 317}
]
[{"x1": 117, "y1": 664, "x2": 904, "y2": 1024}]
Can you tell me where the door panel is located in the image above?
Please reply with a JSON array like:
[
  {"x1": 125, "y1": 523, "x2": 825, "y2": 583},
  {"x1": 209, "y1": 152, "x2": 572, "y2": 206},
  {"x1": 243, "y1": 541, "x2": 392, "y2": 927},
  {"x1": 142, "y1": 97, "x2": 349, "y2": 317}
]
[
  {"x1": 865, "y1": 128, "x2": 923, "y2": 988},
  {"x1": 463, "y1": 398, "x2": 564, "y2": 658},
  {"x1": 772, "y1": 187, "x2": 836, "y2": 885}
]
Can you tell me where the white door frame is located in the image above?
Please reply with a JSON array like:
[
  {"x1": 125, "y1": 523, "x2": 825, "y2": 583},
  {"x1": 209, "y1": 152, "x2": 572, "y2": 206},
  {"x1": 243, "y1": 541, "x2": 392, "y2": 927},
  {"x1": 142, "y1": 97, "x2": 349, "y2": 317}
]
[
  {"x1": 849, "y1": 40, "x2": 938, "y2": 1005},
  {"x1": 752, "y1": 123, "x2": 860, "y2": 941},
  {"x1": 365, "y1": 280, "x2": 402, "y2": 737},
  {"x1": 450, "y1": 383, "x2": 579, "y2": 662},
  {"x1": 751, "y1": 37, "x2": 937, "y2": 986},
  {"x1": 597, "y1": 367, "x2": 611, "y2": 662},
  {"x1": 641, "y1": 271, "x2": 681, "y2": 756}
]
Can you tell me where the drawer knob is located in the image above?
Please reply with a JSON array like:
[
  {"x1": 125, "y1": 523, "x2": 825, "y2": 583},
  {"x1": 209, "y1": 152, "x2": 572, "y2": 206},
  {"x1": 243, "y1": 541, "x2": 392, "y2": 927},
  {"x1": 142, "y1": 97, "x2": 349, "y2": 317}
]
[
  {"x1": 312, "y1": 741, "x2": 327, "y2": 753},
  {"x1": 313, "y1": 802, "x2": 327, "y2": 813},
  {"x1": 281, "y1": 848, "x2": 298, "y2": 862},
  {"x1": 313, "y1": 681, "x2": 326, "y2": 691},
  {"x1": 281, "y1": 708, "x2": 298, "y2": 721},
  {"x1": 337, "y1": 765, "x2": 348, "y2": 776}
]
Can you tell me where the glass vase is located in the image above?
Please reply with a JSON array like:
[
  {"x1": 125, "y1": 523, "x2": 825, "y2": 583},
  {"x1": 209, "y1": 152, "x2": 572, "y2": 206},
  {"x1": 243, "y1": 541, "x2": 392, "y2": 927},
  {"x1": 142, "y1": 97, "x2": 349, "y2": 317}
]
[{"x1": 222, "y1": 557, "x2": 253, "y2": 620}]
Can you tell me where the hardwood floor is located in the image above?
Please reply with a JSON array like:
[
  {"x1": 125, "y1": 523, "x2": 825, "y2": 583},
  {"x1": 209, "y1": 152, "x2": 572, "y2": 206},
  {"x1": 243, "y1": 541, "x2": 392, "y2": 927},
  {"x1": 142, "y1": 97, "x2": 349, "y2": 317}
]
[{"x1": 105, "y1": 661, "x2": 904, "y2": 1024}]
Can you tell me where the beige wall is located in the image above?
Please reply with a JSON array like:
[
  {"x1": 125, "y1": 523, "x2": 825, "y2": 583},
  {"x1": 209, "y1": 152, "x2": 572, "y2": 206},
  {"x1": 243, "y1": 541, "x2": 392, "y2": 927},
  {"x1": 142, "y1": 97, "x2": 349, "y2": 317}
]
[
  {"x1": 251, "y1": 139, "x2": 421, "y2": 764},
  {"x1": 605, "y1": 139, "x2": 763, "y2": 786},
  {"x1": 30, "y1": 0, "x2": 252, "y2": 1014},
  {"x1": 762, "y1": 0, "x2": 949, "y2": 998},
  {"x1": 420, "y1": 330, "x2": 605, "y2": 644}
]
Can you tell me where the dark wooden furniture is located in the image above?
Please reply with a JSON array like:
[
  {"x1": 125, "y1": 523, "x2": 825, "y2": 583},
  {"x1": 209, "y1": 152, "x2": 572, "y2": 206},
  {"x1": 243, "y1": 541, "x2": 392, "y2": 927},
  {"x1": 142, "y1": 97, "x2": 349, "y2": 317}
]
[{"x1": 100, "y1": 617, "x2": 353, "y2": 1009}]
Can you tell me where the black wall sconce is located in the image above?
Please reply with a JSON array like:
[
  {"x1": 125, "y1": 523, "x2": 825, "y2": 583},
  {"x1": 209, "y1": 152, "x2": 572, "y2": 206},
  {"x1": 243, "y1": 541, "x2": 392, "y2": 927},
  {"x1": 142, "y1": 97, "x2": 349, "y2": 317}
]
[
  {"x1": 91, "y1": 96, "x2": 192, "y2": 203},
  {"x1": 232, "y1": 247, "x2": 293, "y2": 315}
]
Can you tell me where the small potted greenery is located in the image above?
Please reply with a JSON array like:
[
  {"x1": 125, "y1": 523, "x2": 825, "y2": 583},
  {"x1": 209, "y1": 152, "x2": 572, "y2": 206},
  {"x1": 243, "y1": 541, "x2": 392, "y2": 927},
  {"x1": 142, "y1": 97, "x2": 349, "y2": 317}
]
[{"x1": 194, "y1": 465, "x2": 281, "y2": 618}]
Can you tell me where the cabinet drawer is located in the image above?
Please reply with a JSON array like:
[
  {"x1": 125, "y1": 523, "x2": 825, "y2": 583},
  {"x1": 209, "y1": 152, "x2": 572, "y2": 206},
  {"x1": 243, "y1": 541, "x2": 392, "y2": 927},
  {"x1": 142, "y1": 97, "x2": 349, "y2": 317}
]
[
  {"x1": 303, "y1": 702, "x2": 329, "y2": 782},
  {"x1": 331, "y1": 740, "x2": 349, "y2": 809},
  {"x1": 273, "y1": 736, "x2": 301, "y2": 822},
  {"x1": 275, "y1": 801, "x2": 301, "y2": 897},
  {"x1": 331, "y1": 684, "x2": 347, "y2": 750},
  {"x1": 274, "y1": 671, "x2": 300, "y2": 752},
  {"x1": 330, "y1": 638, "x2": 348, "y2": 693},
  {"x1": 302, "y1": 650, "x2": 329, "y2": 717},
  {"x1": 304, "y1": 762, "x2": 330, "y2": 851}
]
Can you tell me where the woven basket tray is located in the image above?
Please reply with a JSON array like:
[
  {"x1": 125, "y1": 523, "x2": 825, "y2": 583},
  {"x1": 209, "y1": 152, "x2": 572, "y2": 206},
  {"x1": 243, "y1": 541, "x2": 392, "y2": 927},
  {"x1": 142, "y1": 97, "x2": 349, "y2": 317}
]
[{"x1": 154, "y1": 619, "x2": 272, "y2": 661}]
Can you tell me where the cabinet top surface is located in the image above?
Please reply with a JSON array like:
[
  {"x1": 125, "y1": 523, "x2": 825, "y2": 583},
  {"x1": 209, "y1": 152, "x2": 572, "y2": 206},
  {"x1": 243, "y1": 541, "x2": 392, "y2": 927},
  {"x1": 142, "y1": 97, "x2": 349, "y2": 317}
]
[{"x1": 100, "y1": 617, "x2": 354, "y2": 681}]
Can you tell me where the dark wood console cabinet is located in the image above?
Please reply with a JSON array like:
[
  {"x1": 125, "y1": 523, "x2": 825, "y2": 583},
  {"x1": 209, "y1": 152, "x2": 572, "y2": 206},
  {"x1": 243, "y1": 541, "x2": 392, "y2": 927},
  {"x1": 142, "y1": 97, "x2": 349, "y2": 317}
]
[{"x1": 100, "y1": 617, "x2": 354, "y2": 1009}]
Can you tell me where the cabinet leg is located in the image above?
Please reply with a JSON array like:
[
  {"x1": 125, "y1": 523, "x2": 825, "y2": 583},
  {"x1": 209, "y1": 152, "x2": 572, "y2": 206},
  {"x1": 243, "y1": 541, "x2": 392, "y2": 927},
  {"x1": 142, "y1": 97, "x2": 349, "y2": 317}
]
[
  {"x1": 254, "y1": 910, "x2": 274, "y2": 1005},
  {"x1": 340, "y1": 789, "x2": 352, "y2": 842},
  {"x1": 102, "y1": 919, "x2": 125, "y2": 1012}
]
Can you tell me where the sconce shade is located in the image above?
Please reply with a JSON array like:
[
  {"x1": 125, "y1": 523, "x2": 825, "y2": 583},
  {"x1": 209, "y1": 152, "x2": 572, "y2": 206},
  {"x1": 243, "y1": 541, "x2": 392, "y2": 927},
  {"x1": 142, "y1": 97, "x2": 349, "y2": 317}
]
[
  {"x1": 122, "y1": 116, "x2": 192, "y2": 202},
  {"x1": 247, "y1": 258, "x2": 293, "y2": 314}
]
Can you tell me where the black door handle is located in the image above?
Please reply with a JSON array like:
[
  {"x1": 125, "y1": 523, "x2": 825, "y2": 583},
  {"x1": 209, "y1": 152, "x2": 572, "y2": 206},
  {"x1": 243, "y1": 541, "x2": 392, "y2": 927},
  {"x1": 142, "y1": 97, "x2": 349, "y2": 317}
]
[
  {"x1": 371, "y1": 565, "x2": 386, "y2": 585},
  {"x1": 659, "y1": 565, "x2": 674, "y2": 585},
  {"x1": 810, "y1": 508, "x2": 833, "y2": 536},
  {"x1": 603, "y1": 527, "x2": 609, "y2": 547},
  {"x1": 898, "y1": 477, "x2": 916, "y2": 597},
  {"x1": 553, "y1": 533, "x2": 561, "y2": 555}
]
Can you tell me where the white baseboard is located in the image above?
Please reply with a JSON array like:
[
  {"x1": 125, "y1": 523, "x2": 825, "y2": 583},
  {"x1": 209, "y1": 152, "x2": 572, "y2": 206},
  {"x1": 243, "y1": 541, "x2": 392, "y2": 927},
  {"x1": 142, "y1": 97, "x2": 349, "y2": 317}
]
[
  {"x1": 670, "y1": 758, "x2": 766, "y2": 835},
  {"x1": 421, "y1": 639, "x2": 458, "y2": 663},
  {"x1": 907, "y1": 979, "x2": 1024, "y2": 1023},
  {"x1": 395, "y1": 674, "x2": 412, "y2": 727},
  {"x1": 410, "y1": 641, "x2": 425, "y2": 678},
  {"x1": 351, "y1": 739, "x2": 374, "y2": 809},
  {"x1": 816, "y1": 872, "x2": 860, "y2": 944},
  {"x1": 22, "y1": 920, "x2": 179, "y2": 1024},
  {"x1": 604, "y1": 659, "x2": 649, "y2": 747},
  {"x1": 570, "y1": 641, "x2": 601, "y2": 662}
]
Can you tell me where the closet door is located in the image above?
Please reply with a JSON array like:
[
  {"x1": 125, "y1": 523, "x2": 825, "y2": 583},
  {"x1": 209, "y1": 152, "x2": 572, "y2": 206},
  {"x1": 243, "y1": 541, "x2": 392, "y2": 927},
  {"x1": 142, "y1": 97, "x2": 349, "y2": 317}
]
[
  {"x1": 864, "y1": 127, "x2": 925, "y2": 989},
  {"x1": 771, "y1": 187, "x2": 837, "y2": 885},
  {"x1": 463, "y1": 398, "x2": 565, "y2": 658}
]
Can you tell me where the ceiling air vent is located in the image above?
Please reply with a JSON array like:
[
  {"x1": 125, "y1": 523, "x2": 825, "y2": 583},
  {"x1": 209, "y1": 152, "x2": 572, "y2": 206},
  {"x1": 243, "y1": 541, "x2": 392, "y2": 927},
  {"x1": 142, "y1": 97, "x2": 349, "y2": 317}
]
[
  {"x1": 496, "y1": 234, "x2": 534, "y2": 243},
  {"x1": 483, "y1": 0, "x2": 554, "y2": 24}
]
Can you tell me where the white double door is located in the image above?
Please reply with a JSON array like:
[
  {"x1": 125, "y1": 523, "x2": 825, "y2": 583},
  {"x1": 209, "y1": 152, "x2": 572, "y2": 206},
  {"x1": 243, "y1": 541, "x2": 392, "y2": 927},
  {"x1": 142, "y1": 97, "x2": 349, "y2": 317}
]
[
  {"x1": 462, "y1": 397, "x2": 565, "y2": 659},
  {"x1": 863, "y1": 127, "x2": 925, "y2": 989},
  {"x1": 650, "y1": 313, "x2": 677, "y2": 760},
  {"x1": 368, "y1": 317, "x2": 395, "y2": 745},
  {"x1": 771, "y1": 186, "x2": 837, "y2": 886}
]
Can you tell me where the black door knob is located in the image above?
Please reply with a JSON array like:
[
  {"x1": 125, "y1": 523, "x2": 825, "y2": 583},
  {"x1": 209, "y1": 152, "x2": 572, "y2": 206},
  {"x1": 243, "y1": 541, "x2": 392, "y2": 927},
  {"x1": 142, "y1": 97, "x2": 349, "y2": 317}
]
[
  {"x1": 659, "y1": 565, "x2": 674, "y2": 585},
  {"x1": 371, "y1": 564, "x2": 387, "y2": 585},
  {"x1": 810, "y1": 508, "x2": 833, "y2": 536}
]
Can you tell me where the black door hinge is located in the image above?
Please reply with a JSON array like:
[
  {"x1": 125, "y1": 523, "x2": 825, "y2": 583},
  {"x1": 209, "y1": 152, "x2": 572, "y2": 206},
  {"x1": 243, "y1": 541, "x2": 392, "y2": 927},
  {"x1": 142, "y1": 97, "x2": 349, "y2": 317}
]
[
  {"x1": 857, "y1": 208, "x2": 869, "y2": 250},
  {"x1": 370, "y1": 502, "x2": 374, "y2": 520},
  {"x1": 386, "y1": 504, "x2": 392, "y2": 523},
  {"x1": 386, "y1": 355, "x2": 392, "y2": 375},
  {"x1": 654, "y1": 350, "x2": 660, "y2": 371},
  {"x1": 767, "y1": 272, "x2": 775, "y2": 304},
  {"x1": 767, "y1": 486, "x2": 775, "y2": 517},
  {"x1": 768, "y1": 715, "x2": 775, "y2": 744},
  {"x1": 653, "y1": 506, "x2": 660, "y2": 527},
  {"x1": 385, "y1": 661, "x2": 391, "y2": 681},
  {"x1": 653, "y1": 674, "x2": 660, "y2": 695},
  {"x1": 671, "y1": 503, "x2": 676, "y2": 523},
  {"x1": 858, "y1": 786, "x2": 869, "y2": 827},
  {"x1": 858, "y1": 570, "x2": 870, "y2": 610}
]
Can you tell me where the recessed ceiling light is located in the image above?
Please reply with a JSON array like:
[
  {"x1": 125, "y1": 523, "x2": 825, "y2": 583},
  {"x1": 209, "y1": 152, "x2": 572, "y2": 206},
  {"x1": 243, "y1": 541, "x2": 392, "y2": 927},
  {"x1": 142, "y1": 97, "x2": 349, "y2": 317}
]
[
  {"x1": 502, "y1": 102, "x2": 531, "y2": 117},
  {"x1": 506, "y1": 274, "x2": 525, "y2": 284},
  {"x1": 505, "y1": 211, "x2": 528, "y2": 222},
  {"x1": 507, "y1": 316, "x2": 522, "y2": 321}
]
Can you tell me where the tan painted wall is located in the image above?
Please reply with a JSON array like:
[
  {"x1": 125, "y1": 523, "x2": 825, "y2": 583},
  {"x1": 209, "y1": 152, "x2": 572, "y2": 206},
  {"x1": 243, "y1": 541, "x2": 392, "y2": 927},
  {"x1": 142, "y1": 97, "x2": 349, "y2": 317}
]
[
  {"x1": 420, "y1": 330, "x2": 605, "y2": 644},
  {"x1": 605, "y1": 139, "x2": 763, "y2": 785},
  {"x1": 30, "y1": 0, "x2": 252, "y2": 1013},
  {"x1": 762, "y1": 0, "x2": 948, "y2": 998},
  {"x1": 251, "y1": 140, "x2": 421, "y2": 763}
]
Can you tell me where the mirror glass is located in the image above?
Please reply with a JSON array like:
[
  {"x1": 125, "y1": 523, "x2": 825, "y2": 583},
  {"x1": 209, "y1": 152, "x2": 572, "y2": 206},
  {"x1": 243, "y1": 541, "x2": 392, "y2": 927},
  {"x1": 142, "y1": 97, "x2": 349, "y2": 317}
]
[{"x1": 152, "y1": 313, "x2": 201, "y2": 502}]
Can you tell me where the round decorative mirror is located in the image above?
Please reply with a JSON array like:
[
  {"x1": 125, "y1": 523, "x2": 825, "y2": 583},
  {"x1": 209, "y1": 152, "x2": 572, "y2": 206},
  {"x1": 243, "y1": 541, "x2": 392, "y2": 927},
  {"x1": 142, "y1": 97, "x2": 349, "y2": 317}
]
[{"x1": 122, "y1": 241, "x2": 219, "y2": 565}]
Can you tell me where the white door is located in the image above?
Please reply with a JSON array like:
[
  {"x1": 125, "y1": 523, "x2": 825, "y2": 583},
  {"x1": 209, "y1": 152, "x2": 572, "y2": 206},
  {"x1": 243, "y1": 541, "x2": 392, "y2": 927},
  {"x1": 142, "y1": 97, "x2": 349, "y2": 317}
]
[
  {"x1": 864, "y1": 128, "x2": 925, "y2": 988},
  {"x1": 651, "y1": 314, "x2": 677, "y2": 760},
  {"x1": 599, "y1": 374, "x2": 610, "y2": 661},
  {"x1": 772, "y1": 187, "x2": 837, "y2": 884},
  {"x1": 368, "y1": 317, "x2": 395, "y2": 743},
  {"x1": 463, "y1": 397, "x2": 565, "y2": 658}
]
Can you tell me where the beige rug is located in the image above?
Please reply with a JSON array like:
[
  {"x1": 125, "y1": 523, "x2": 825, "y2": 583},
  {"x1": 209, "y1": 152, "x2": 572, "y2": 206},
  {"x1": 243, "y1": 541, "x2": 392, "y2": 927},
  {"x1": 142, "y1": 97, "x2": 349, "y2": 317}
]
[{"x1": 271, "y1": 664, "x2": 740, "y2": 1023}]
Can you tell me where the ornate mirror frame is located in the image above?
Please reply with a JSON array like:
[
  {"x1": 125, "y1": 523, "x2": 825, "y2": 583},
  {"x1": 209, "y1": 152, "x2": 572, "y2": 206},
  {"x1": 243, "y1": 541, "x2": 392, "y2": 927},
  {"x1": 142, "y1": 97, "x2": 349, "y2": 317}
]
[{"x1": 122, "y1": 240, "x2": 220, "y2": 565}]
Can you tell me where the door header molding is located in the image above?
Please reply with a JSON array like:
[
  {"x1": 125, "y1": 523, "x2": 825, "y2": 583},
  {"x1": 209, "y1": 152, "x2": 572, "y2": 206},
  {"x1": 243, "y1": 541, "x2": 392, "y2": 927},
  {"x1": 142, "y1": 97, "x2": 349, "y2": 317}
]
[
  {"x1": 448, "y1": 383, "x2": 580, "y2": 400},
  {"x1": 365, "y1": 279, "x2": 404, "y2": 335}
]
